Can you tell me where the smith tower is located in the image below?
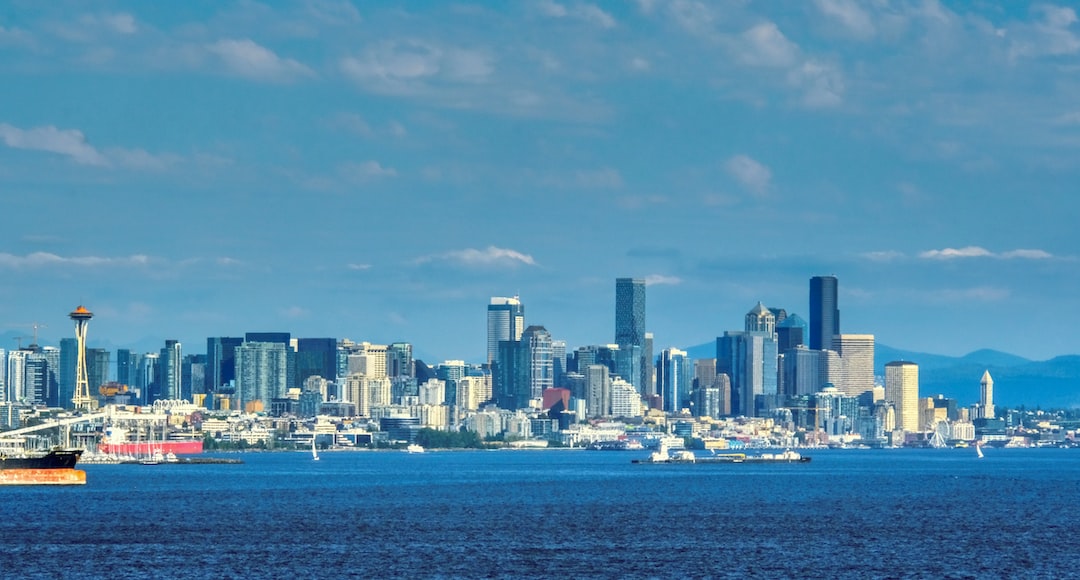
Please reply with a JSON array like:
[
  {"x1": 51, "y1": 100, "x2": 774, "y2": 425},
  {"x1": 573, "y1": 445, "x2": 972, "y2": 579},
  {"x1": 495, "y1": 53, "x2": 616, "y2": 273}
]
[
  {"x1": 69, "y1": 305, "x2": 95, "y2": 411},
  {"x1": 809, "y1": 276, "x2": 840, "y2": 351},
  {"x1": 615, "y1": 278, "x2": 649, "y2": 393}
]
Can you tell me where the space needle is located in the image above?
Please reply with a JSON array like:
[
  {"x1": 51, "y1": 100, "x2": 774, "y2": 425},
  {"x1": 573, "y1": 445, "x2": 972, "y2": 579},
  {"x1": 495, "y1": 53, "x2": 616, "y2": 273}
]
[{"x1": 69, "y1": 305, "x2": 96, "y2": 411}]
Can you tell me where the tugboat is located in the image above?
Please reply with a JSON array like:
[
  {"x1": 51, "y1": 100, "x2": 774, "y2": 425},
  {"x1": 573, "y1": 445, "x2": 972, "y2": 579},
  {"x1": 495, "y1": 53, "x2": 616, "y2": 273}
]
[{"x1": 0, "y1": 449, "x2": 86, "y2": 485}]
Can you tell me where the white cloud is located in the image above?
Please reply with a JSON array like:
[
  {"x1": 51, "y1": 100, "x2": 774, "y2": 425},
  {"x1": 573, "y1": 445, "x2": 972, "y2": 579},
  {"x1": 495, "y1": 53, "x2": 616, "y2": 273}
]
[
  {"x1": 280, "y1": 306, "x2": 309, "y2": 319},
  {"x1": 724, "y1": 154, "x2": 772, "y2": 195},
  {"x1": 0, "y1": 122, "x2": 181, "y2": 170},
  {"x1": 340, "y1": 160, "x2": 398, "y2": 181},
  {"x1": 789, "y1": 59, "x2": 845, "y2": 108},
  {"x1": 537, "y1": 1, "x2": 616, "y2": 28},
  {"x1": 102, "y1": 13, "x2": 137, "y2": 35},
  {"x1": 415, "y1": 246, "x2": 537, "y2": 268},
  {"x1": 340, "y1": 41, "x2": 493, "y2": 94},
  {"x1": 919, "y1": 246, "x2": 994, "y2": 259},
  {"x1": 574, "y1": 167, "x2": 623, "y2": 189},
  {"x1": 0, "y1": 252, "x2": 151, "y2": 268},
  {"x1": 814, "y1": 0, "x2": 875, "y2": 39},
  {"x1": 644, "y1": 274, "x2": 682, "y2": 286},
  {"x1": 919, "y1": 247, "x2": 1054, "y2": 260},
  {"x1": 1001, "y1": 249, "x2": 1053, "y2": 260},
  {"x1": 1009, "y1": 5, "x2": 1080, "y2": 59},
  {"x1": 328, "y1": 112, "x2": 407, "y2": 139},
  {"x1": 860, "y1": 251, "x2": 905, "y2": 262},
  {"x1": 0, "y1": 123, "x2": 109, "y2": 166},
  {"x1": 737, "y1": 22, "x2": 799, "y2": 67},
  {"x1": 346, "y1": 263, "x2": 372, "y2": 271},
  {"x1": 630, "y1": 57, "x2": 651, "y2": 71},
  {"x1": 206, "y1": 38, "x2": 315, "y2": 83}
]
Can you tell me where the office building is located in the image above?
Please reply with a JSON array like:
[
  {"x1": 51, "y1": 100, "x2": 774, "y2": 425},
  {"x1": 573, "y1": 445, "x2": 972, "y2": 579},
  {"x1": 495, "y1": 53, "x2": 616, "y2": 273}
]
[
  {"x1": 157, "y1": 340, "x2": 181, "y2": 401},
  {"x1": 207, "y1": 337, "x2": 244, "y2": 393},
  {"x1": 296, "y1": 338, "x2": 338, "y2": 384},
  {"x1": 716, "y1": 330, "x2": 778, "y2": 417},
  {"x1": 776, "y1": 313, "x2": 807, "y2": 353},
  {"x1": 656, "y1": 348, "x2": 692, "y2": 414},
  {"x1": 235, "y1": 341, "x2": 289, "y2": 413},
  {"x1": 615, "y1": 278, "x2": 649, "y2": 392},
  {"x1": 487, "y1": 296, "x2": 524, "y2": 366},
  {"x1": 586, "y1": 364, "x2": 611, "y2": 418},
  {"x1": 884, "y1": 361, "x2": 919, "y2": 433},
  {"x1": 809, "y1": 275, "x2": 839, "y2": 351},
  {"x1": 831, "y1": 334, "x2": 875, "y2": 397},
  {"x1": 59, "y1": 338, "x2": 77, "y2": 407}
]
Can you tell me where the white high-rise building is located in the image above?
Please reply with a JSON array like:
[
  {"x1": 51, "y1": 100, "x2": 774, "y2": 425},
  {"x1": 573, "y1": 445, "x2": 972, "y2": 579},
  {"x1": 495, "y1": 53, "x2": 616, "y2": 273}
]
[
  {"x1": 420, "y1": 379, "x2": 446, "y2": 406},
  {"x1": 884, "y1": 361, "x2": 919, "y2": 433},
  {"x1": 832, "y1": 334, "x2": 875, "y2": 397},
  {"x1": 487, "y1": 296, "x2": 524, "y2": 365},
  {"x1": 980, "y1": 370, "x2": 995, "y2": 419},
  {"x1": 6, "y1": 350, "x2": 27, "y2": 402},
  {"x1": 610, "y1": 378, "x2": 642, "y2": 418}
]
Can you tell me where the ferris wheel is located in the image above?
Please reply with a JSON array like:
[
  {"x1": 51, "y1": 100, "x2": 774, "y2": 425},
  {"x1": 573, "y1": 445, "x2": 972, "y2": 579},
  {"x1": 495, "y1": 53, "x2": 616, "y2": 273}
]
[{"x1": 928, "y1": 419, "x2": 950, "y2": 448}]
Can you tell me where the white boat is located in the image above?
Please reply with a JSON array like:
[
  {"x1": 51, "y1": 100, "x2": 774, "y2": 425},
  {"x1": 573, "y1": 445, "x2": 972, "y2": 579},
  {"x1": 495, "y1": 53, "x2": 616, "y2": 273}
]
[
  {"x1": 976, "y1": 444, "x2": 984, "y2": 459},
  {"x1": 405, "y1": 444, "x2": 424, "y2": 454},
  {"x1": 311, "y1": 437, "x2": 320, "y2": 461}
]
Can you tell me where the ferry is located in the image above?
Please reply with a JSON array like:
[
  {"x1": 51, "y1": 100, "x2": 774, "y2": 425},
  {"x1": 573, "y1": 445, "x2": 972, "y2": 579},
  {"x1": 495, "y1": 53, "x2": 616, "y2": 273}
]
[{"x1": 632, "y1": 449, "x2": 811, "y2": 465}]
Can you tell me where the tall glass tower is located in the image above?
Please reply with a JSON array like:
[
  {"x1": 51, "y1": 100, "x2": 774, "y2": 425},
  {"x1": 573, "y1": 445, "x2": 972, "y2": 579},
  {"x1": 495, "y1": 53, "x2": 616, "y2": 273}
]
[
  {"x1": 615, "y1": 278, "x2": 647, "y2": 392},
  {"x1": 487, "y1": 296, "x2": 524, "y2": 366},
  {"x1": 809, "y1": 275, "x2": 839, "y2": 351}
]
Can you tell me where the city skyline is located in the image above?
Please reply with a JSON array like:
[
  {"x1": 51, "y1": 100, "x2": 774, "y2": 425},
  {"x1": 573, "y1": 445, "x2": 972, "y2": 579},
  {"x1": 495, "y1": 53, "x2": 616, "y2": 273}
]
[{"x1": 2, "y1": 2, "x2": 1080, "y2": 361}]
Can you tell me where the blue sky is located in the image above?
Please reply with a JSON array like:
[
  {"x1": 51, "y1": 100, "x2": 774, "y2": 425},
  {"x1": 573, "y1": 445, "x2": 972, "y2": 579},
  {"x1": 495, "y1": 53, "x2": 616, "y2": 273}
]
[{"x1": 1, "y1": 1, "x2": 1078, "y2": 362}]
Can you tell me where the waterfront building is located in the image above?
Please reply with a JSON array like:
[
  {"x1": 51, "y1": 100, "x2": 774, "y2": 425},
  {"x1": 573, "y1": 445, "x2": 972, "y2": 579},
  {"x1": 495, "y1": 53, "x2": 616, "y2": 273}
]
[
  {"x1": 235, "y1": 341, "x2": 288, "y2": 413},
  {"x1": 809, "y1": 275, "x2": 839, "y2": 351},
  {"x1": 884, "y1": 361, "x2": 919, "y2": 433},
  {"x1": 831, "y1": 334, "x2": 875, "y2": 397},
  {"x1": 487, "y1": 296, "x2": 524, "y2": 366},
  {"x1": 615, "y1": 277, "x2": 649, "y2": 392}
]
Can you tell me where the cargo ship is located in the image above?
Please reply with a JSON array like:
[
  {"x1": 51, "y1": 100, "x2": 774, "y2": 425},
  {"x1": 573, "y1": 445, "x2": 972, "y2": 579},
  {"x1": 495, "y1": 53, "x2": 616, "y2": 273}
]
[
  {"x1": 98, "y1": 426, "x2": 204, "y2": 456},
  {"x1": 0, "y1": 449, "x2": 86, "y2": 485},
  {"x1": 632, "y1": 449, "x2": 811, "y2": 464}
]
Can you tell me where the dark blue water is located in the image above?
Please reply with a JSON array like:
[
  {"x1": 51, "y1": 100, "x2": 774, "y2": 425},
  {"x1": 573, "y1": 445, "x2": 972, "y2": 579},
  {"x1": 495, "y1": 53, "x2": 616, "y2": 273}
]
[{"x1": 4, "y1": 448, "x2": 1079, "y2": 579}]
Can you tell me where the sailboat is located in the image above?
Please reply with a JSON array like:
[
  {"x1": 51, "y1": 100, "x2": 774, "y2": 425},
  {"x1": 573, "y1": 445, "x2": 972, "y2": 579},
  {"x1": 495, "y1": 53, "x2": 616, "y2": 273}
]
[
  {"x1": 976, "y1": 443, "x2": 985, "y2": 459},
  {"x1": 311, "y1": 436, "x2": 320, "y2": 461}
]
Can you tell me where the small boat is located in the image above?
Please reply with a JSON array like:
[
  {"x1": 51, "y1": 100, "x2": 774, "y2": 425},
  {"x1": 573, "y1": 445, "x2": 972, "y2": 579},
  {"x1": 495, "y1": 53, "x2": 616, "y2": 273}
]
[
  {"x1": 405, "y1": 444, "x2": 424, "y2": 454},
  {"x1": 976, "y1": 444, "x2": 984, "y2": 459},
  {"x1": 311, "y1": 437, "x2": 320, "y2": 461}
]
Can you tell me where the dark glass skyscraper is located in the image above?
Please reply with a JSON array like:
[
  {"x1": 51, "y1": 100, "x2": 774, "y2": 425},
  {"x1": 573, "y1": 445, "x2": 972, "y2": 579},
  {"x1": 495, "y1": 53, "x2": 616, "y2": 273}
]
[
  {"x1": 207, "y1": 337, "x2": 244, "y2": 393},
  {"x1": 615, "y1": 278, "x2": 648, "y2": 392},
  {"x1": 809, "y1": 276, "x2": 840, "y2": 351},
  {"x1": 296, "y1": 338, "x2": 338, "y2": 383}
]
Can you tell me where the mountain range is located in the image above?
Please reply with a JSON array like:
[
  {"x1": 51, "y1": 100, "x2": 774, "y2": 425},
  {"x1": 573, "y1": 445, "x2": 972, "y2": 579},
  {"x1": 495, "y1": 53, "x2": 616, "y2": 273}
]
[{"x1": 684, "y1": 342, "x2": 1080, "y2": 409}]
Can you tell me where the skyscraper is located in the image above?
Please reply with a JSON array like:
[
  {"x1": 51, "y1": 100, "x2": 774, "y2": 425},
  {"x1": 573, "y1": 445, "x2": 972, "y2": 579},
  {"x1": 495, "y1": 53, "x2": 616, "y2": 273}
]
[
  {"x1": 615, "y1": 278, "x2": 648, "y2": 392},
  {"x1": 656, "y1": 348, "x2": 691, "y2": 414},
  {"x1": 59, "y1": 338, "x2": 77, "y2": 407},
  {"x1": 716, "y1": 330, "x2": 778, "y2": 417},
  {"x1": 885, "y1": 361, "x2": 919, "y2": 433},
  {"x1": 809, "y1": 276, "x2": 839, "y2": 351},
  {"x1": 158, "y1": 340, "x2": 182, "y2": 401},
  {"x1": 206, "y1": 337, "x2": 244, "y2": 393},
  {"x1": 116, "y1": 349, "x2": 137, "y2": 387},
  {"x1": 296, "y1": 338, "x2": 338, "y2": 384},
  {"x1": 235, "y1": 341, "x2": 288, "y2": 413},
  {"x1": 980, "y1": 370, "x2": 994, "y2": 419},
  {"x1": 487, "y1": 296, "x2": 524, "y2": 366},
  {"x1": 831, "y1": 334, "x2": 875, "y2": 397},
  {"x1": 776, "y1": 313, "x2": 807, "y2": 353}
]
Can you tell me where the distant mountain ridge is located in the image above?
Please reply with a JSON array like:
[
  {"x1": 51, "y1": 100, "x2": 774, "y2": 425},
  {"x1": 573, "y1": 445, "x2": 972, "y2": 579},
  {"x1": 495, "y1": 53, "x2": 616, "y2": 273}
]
[{"x1": 683, "y1": 341, "x2": 1080, "y2": 409}]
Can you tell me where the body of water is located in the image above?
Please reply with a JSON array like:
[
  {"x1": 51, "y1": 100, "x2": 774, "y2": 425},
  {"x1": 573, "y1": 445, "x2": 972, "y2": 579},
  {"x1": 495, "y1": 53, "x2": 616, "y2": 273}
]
[{"x1": 3, "y1": 447, "x2": 1078, "y2": 578}]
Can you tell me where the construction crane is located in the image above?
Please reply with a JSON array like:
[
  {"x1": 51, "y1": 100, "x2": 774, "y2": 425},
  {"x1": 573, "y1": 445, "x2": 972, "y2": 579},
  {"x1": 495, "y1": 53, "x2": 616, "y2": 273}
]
[
  {"x1": 29, "y1": 322, "x2": 46, "y2": 347},
  {"x1": 12, "y1": 336, "x2": 28, "y2": 349}
]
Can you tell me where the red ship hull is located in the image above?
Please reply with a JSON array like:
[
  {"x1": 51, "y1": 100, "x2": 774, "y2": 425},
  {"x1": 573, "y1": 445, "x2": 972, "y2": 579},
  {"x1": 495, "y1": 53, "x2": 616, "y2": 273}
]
[
  {"x1": 0, "y1": 468, "x2": 86, "y2": 485},
  {"x1": 99, "y1": 440, "x2": 204, "y2": 455}
]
